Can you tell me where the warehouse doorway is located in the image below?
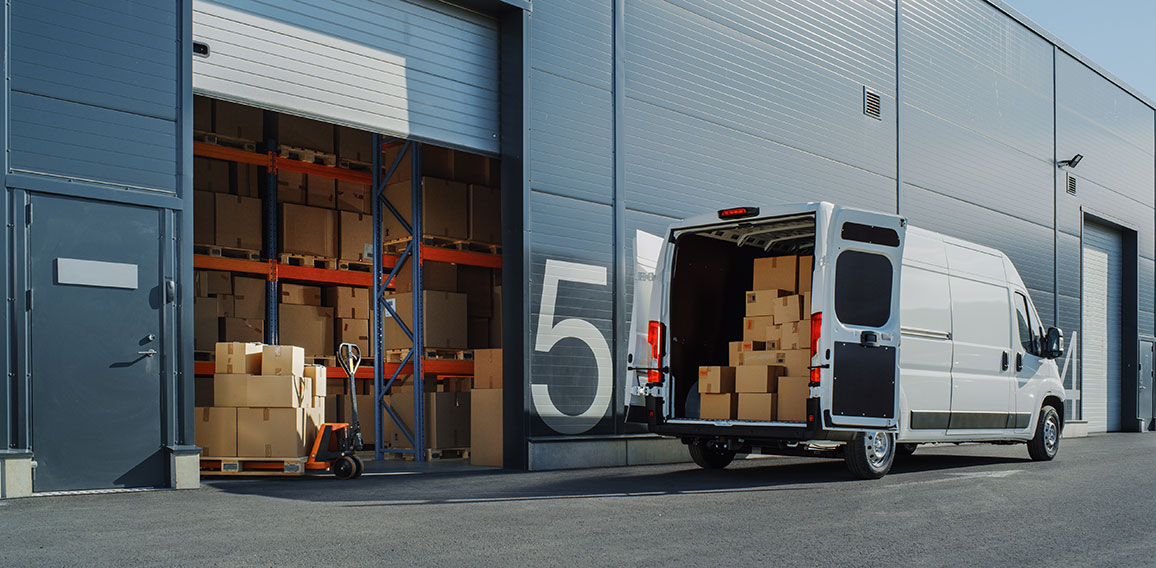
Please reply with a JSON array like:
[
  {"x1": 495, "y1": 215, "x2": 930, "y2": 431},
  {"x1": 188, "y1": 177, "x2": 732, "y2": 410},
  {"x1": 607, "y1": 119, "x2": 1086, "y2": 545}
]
[
  {"x1": 1081, "y1": 220, "x2": 1125, "y2": 432},
  {"x1": 29, "y1": 194, "x2": 168, "y2": 491}
]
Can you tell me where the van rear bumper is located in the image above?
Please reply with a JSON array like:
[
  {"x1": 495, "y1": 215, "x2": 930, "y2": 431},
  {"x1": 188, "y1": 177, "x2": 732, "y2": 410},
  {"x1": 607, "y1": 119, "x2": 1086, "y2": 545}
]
[{"x1": 646, "y1": 396, "x2": 824, "y2": 441}]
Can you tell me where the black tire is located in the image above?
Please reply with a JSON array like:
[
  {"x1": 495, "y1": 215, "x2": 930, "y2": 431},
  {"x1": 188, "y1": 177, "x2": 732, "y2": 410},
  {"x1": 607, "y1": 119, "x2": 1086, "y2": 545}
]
[
  {"x1": 896, "y1": 443, "x2": 918, "y2": 458},
  {"x1": 1027, "y1": 404, "x2": 1060, "y2": 461},
  {"x1": 688, "y1": 440, "x2": 736, "y2": 469},
  {"x1": 332, "y1": 455, "x2": 358, "y2": 480},
  {"x1": 845, "y1": 431, "x2": 895, "y2": 479},
  {"x1": 351, "y1": 455, "x2": 364, "y2": 479}
]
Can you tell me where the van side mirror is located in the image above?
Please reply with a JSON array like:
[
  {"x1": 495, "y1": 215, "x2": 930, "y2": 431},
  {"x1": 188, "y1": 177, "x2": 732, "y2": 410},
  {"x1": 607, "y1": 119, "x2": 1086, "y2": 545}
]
[{"x1": 1042, "y1": 327, "x2": 1064, "y2": 359}]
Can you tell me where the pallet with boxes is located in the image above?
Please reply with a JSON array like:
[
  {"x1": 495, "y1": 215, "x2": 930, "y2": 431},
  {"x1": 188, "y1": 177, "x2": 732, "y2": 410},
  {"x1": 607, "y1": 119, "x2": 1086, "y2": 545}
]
[{"x1": 698, "y1": 254, "x2": 814, "y2": 422}]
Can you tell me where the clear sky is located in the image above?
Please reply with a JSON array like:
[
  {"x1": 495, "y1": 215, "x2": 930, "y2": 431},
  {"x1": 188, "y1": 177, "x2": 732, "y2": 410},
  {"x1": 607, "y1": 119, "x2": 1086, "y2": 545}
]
[{"x1": 1002, "y1": 0, "x2": 1156, "y2": 103}]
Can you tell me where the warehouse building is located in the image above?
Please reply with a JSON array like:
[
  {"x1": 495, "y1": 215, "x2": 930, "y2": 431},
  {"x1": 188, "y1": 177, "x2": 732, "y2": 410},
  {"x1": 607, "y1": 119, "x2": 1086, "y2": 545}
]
[{"x1": 1, "y1": 0, "x2": 1153, "y2": 495}]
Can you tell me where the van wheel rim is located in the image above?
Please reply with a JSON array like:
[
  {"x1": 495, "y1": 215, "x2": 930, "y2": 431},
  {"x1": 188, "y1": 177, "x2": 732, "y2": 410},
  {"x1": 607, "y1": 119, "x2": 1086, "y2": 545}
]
[
  {"x1": 866, "y1": 432, "x2": 890, "y2": 467},
  {"x1": 1043, "y1": 413, "x2": 1058, "y2": 453}
]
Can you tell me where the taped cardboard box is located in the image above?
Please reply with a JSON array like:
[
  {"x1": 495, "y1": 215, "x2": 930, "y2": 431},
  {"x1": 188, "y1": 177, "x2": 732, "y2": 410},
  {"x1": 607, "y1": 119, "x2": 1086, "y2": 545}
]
[
  {"x1": 194, "y1": 191, "x2": 215, "y2": 244},
  {"x1": 773, "y1": 293, "x2": 809, "y2": 324},
  {"x1": 215, "y1": 194, "x2": 262, "y2": 250},
  {"x1": 236, "y1": 163, "x2": 260, "y2": 198},
  {"x1": 215, "y1": 342, "x2": 263, "y2": 374},
  {"x1": 473, "y1": 348, "x2": 502, "y2": 389},
  {"x1": 339, "y1": 211, "x2": 373, "y2": 262},
  {"x1": 305, "y1": 365, "x2": 327, "y2": 397},
  {"x1": 765, "y1": 325, "x2": 783, "y2": 350},
  {"x1": 194, "y1": 297, "x2": 219, "y2": 351},
  {"x1": 213, "y1": 374, "x2": 250, "y2": 407},
  {"x1": 279, "y1": 304, "x2": 335, "y2": 356},
  {"x1": 745, "y1": 289, "x2": 787, "y2": 317},
  {"x1": 798, "y1": 255, "x2": 814, "y2": 293},
  {"x1": 195, "y1": 407, "x2": 237, "y2": 458},
  {"x1": 221, "y1": 318, "x2": 265, "y2": 344},
  {"x1": 698, "y1": 366, "x2": 736, "y2": 394},
  {"x1": 280, "y1": 283, "x2": 322, "y2": 306},
  {"x1": 237, "y1": 407, "x2": 309, "y2": 458},
  {"x1": 385, "y1": 391, "x2": 471, "y2": 450},
  {"x1": 471, "y1": 388, "x2": 503, "y2": 466},
  {"x1": 780, "y1": 320, "x2": 812, "y2": 351},
  {"x1": 753, "y1": 256, "x2": 798, "y2": 292},
  {"x1": 336, "y1": 180, "x2": 370, "y2": 213},
  {"x1": 738, "y1": 393, "x2": 777, "y2": 422},
  {"x1": 277, "y1": 170, "x2": 308, "y2": 204},
  {"x1": 279, "y1": 114, "x2": 334, "y2": 153},
  {"x1": 247, "y1": 375, "x2": 311, "y2": 408},
  {"x1": 777, "y1": 376, "x2": 809, "y2": 422},
  {"x1": 392, "y1": 260, "x2": 457, "y2": 293},
  {"x1": 216, "y1": 295, "x2": 235, "y2": 318},
  {"x1": 742, "y1": 316, "x2": 774, "y2": 342},
  {"x1": 197, "y1": 270, "x2": 233, "y2": 296},
  {"x1": 306, "y1": 176, "x2": 336, "y2": 209},
  {"x1": 700, "y1": 393, "x2": 737, "y2": 420},
  {"x1": 384, "y1": 291, "x2": 467, "y2": 349},
  {"x1": 729, "y1": 341, "x2": 744, "y2": 366},
  {"x1": 735, "y1": 365, "x2": 784, "y2": 393},
  {"x1": 324, "y1": 286, "x2": 371, "y2": 319},
  {"x1": 775, "y1": 349, "x2": 812, "y2": 377},
  {"x1": 382, "y1": 177, "x2": 468, "y2": 240},
  {"x1": 193, "y1": 157, "x2": 230, "y2": 193},
  {"x1": 214, "y1": 99, "x2": 263, "y2": 141},
  {"x1": 280, "y1": 203, "x2": 338, "y2": 258},
  {"x1": 337, "y1": 318, "x2": 372, "y2": 358},
  {"x1": 741, "y1": 350, "x2": 778, "y2": 366},
  {"x1": 262, "y1": 344, "x2": 305, "y2": 377},
  {"x1": 233, "y1": 276, "x2": 266, "y2": 320},
  {"x1": 468, "y1": 184, "x2": 501, "y2": 243}
]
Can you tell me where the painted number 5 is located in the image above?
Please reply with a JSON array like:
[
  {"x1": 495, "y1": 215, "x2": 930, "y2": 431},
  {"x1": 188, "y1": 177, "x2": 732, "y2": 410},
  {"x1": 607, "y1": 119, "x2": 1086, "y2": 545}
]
[{"x1": 532, "y1": 259, "x2": 613, "y2": 435}]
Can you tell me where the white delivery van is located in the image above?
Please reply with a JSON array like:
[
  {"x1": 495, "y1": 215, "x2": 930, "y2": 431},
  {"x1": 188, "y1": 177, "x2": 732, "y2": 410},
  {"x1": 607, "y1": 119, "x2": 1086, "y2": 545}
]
[{"x1": 626, "y1": 202, "x2": 1067, "y2": 479}]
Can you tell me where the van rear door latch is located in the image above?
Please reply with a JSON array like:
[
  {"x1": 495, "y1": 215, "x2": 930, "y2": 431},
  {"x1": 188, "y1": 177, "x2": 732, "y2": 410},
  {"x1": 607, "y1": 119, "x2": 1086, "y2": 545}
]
[{"x1": 860, "y1": 331, "x2": 879, "y2": 347}]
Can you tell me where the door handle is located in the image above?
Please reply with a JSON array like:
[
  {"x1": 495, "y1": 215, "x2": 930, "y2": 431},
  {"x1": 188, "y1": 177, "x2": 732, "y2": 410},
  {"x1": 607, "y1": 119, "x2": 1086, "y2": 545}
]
[
  {"x1": 860, "y1": 331, "x2": 879, "y2": 348},
  {"x1": 1016, "y1": 353, "x2": 1023, "y2": 372},
  {"x1": 138, "y1": 349, "x2": 157, "y2": 357},
  {"x1": 1001, "y1": 352, "x2": 1009, "y2": 371}
]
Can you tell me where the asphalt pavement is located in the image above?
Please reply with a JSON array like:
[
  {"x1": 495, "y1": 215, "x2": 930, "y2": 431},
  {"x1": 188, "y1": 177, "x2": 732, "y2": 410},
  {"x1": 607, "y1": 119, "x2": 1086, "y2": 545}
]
[{"x1": 2, "y1": 433, "x2": 1153, "y2": 567}]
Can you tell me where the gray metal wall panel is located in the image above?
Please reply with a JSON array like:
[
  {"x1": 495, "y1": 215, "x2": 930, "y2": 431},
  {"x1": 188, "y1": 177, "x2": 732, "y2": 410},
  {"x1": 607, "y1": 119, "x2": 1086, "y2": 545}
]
[
  {"x1": 1056, "y1": 231, "x2": 1082, "y2": 303},
  {"x1": 528, "y1": 70, "x2": 614, "y2": 206},
  {"x1": 1141, "y1": 257, "x2": 1155, "y2": 336},
  {"x1": 193, "y1": 0, "x2": 499, "y2": 153},
  {"x1": 9, "y1": 92, "x2": 178, "y2": 192},
  {"x1": 529, "y1": 0, "x2": 611, "y2": 89},
  {"x1": 1057, "y1": 177, "x2": 1154, "y2": 260},
  {"x1": 9, "y1": 0, "x2": 178, "y2": 121}
]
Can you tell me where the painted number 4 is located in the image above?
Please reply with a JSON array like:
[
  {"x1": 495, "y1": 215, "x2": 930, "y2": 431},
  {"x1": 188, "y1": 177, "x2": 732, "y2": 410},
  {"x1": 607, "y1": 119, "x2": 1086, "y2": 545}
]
[{"x1": 532, "y1": 259, "x2": 613, "y2": 435}]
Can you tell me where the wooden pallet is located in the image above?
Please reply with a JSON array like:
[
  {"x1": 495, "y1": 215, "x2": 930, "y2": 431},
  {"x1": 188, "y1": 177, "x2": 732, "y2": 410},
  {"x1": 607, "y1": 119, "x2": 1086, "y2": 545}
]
[
  {"x1": 195, "y1": 243, "x2": 262, "y2": 261},
  {"x1": 278, "y1": 145, "x2": 338, "y2": 167},
  {"x1": 382, "y1": 235, "x2": 501, "y2": 255},
  {"x1": 279, "y1": 253, "x2": 338, "y2": 270},
  {"x1": 384, "y1": 348, "x2": 473, "y2": 363},
  {"x1": 193, "y1": 350, "x2": 215, "y2": 362},
  {"x1": 194, "y1": 130, "x2": 258, "y2": 152},
  {"x1": 200, "y1": 456, "x2": 309, "y2": 476},
  {"x1": 427, "y1": 448, "x2": 469, "y2": 460},
  {"x1": 338, "y1": 259, "x2": 374, "y2": 273},
  {"x1": 308, "y1": 355, "x2": 337, "y2": 367},
  {"x1": 338, "y1": 158, "x2": 373, "y2": 173}
]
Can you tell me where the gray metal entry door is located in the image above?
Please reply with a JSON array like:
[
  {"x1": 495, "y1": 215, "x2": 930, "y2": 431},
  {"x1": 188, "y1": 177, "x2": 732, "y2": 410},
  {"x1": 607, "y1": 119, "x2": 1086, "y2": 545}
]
[
  {"x1": 30, "y1": 194, "x2": 166, "y2": 491},
  {"x1": 1081, "y1": 221, "x2": 1123, "y2": 433},
  {"x1": 1140, "y1": 340, "x2": 1155, "y2": 432}
]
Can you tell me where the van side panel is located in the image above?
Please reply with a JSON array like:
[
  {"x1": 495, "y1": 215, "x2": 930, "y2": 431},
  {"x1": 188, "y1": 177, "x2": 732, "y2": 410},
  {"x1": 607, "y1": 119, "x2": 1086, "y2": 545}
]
[
  {"x1": 898, "y1": 265, "x2": 954, "y2": 438},
  {"x1": 946, "y1": 274, "x2": 1015, "y2": 429}
]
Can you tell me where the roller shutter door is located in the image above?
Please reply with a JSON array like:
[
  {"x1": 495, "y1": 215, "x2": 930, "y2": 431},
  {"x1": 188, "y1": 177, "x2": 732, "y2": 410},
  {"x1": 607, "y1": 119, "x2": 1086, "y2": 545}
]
[
  {"x1": 1082, "y1": 222, "x2": 1123, "y2": 432},
  {"x1": 192, "y1": 0, "x2": 499, "y2": 154}
]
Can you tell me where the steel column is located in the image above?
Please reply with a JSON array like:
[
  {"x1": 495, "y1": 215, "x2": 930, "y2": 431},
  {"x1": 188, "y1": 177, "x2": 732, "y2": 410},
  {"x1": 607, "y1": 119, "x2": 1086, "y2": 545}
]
[{"x1": 262, "y1": 137, "x2": 278, "y2": 345}]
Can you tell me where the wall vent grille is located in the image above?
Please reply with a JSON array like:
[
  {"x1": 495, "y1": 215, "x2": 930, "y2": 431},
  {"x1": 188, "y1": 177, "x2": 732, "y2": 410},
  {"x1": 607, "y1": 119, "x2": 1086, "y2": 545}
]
[
  {"x1": 1066, "y1": 174, "x2": 1077, "y2": 196},
  {"x1": 863, "y1": 87, "x2": 882, "y2": 120}
]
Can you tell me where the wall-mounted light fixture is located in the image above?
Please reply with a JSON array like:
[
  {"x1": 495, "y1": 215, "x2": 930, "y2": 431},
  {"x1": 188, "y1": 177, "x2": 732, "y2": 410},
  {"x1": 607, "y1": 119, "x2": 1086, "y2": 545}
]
[{"x1": 1058, "y1": 154, "x2": 1083, "y2": 168}]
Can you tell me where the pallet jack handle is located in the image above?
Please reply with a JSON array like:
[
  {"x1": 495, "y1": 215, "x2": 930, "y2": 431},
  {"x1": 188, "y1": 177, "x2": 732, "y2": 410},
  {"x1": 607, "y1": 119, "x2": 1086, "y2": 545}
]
[{"x1": 338, "y1": 343, "x2": 364, "y2": 449}]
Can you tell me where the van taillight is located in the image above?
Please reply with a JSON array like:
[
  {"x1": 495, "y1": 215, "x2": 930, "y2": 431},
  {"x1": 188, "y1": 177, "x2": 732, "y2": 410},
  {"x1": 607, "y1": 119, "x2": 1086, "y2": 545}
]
[
  {"x1": 647, "y1": 321, "x2": 665, "y2": 383},
  {"x1": 809, "y1": 312, "x2": 821, "y2": 386}
]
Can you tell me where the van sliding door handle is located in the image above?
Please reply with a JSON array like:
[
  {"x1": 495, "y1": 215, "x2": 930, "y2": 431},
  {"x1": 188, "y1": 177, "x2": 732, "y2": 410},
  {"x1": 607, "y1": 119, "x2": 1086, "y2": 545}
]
[
  {"x1": 1015, "y1": 353, "x2": 1023, "y2": 372},
  {"x1": 1001, "y1": 352, "x2": 1009, "y2": 371}
]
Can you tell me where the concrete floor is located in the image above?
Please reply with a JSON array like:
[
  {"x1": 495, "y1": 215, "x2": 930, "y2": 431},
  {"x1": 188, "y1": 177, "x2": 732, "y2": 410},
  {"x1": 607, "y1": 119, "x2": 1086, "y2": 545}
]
[{"x1": 2, "y1": 433, "x2": 1154, "y2": 566}]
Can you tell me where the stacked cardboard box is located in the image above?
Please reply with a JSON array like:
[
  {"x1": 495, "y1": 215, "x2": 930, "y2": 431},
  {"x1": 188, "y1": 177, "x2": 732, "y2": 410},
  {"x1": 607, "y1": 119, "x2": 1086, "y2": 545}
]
[
  {"x1": 195, "y1": 343, "x2": 327, "y2": 458},
  {"x1": 697, "y1": 254, "x2": 814, "y2": 422},
  {"x1": 470, "y1": 349, "x2": 503, "y2": 466},
  {"x1": 195, "y1": 271, "x2": 267, "y2": 350}
]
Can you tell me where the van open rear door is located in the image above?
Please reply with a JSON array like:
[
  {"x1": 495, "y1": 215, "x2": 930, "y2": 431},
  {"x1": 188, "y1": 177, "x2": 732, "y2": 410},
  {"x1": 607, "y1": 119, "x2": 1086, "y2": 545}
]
[
  {"x1": 625, "y1": 230, "x2": 668, "y2": 422},
  {"x1": 819, "y1": 206, "x2": 907, "y2": 431}
]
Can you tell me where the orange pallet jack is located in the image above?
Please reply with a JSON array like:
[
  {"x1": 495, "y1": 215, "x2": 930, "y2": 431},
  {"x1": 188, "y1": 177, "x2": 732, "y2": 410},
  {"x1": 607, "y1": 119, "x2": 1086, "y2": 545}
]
[{"x1": 303, "y1": 342, "x2": 366, "y2": 480}]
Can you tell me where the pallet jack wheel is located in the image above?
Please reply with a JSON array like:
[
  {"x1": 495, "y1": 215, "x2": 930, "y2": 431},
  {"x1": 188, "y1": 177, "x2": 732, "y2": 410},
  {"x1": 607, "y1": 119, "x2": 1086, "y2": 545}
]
[
  {"x1": 352, "y1": 455, "x2": 364, "y2": 479},
  {"x1": 333, "y1": 455, "x2": 358, "y2": 480}
]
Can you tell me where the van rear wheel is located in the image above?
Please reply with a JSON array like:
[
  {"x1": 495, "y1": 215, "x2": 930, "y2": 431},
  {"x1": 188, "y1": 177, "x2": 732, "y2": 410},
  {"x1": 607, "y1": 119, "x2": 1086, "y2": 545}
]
[
  {"x1": 688, "y1": 440, "x2": 736, "y2": 469},
  {"x1": 1027, "y1": 404, "x2": 1060, "y2": 461},
  {"x1": 845, "y1": 431, "x2": 895, "y2": 479}
]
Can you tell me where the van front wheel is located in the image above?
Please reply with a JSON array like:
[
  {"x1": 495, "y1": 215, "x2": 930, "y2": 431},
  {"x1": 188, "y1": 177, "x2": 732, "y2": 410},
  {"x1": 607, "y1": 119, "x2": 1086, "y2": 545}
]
[
  {"x1": 845, "y1": 431, "x2": 895, "y2": 479},
  {"x1": 688, "y1": 440, "x2": 736, "y2": 469},
  {"x1": 1027, "y1": 404, "x2": 1060, "y2": 461}
]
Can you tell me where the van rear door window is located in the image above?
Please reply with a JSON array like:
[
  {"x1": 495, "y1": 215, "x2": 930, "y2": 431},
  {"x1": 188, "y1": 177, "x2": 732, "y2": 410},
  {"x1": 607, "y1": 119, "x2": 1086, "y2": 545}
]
[
  {"x1": 834, "y1": 250, "x2": 892, "y2": 327},
  {"x1": 841, "y1": 222, "x2": 900, "y2": 247}
]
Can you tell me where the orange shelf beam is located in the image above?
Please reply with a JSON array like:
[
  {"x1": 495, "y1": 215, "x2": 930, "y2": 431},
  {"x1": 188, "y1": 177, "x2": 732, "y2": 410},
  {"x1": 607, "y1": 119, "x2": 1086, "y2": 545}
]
[
  {"x1": 275, "y1": 157, "x2": 372, "y2": 185},
  {"x1": 275, "y1": 263, "x2": 372, "y2": 287},
  {"x1": 420, "y1": 246, "x2": 502, "y2": 269},
  {"x1": 194, "y1": 360, "x2": 471, "y2": 377},
  {"x1": 193, "y1": 255, "x2": 270, "y2": 276},
  {"x1": 193, "y1": 142, "x2": 271, "y2": 167}
]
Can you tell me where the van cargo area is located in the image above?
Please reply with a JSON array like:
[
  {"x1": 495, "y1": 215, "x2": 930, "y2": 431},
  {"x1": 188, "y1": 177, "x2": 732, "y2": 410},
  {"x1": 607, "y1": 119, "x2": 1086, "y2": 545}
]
[{"x1": 668, "y1": 213, "x2": 816, "y2": 426}]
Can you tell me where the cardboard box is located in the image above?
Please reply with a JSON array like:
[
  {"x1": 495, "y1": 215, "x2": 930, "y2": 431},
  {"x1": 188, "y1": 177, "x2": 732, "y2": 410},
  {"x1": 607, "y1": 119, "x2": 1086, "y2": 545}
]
[
  {"x1": 728, "y1": 341, "x2": 744, "y2": 366},
  {"x1": 385, "y1": 391, "x2": 471, "y2": 449},
  {"x1": 454, "y1": 152, "x2": 496, "y2": 185},
  {"x1": 193, "y1": 157, "x2": 230, "y2": 193},
  {"x1": 468, "y1": 184, "x2": 501, "y2": 244},
  {"x1": 468, "y1": 317, "x2": 490, "y2": 349},
  {"x1": 195, "y1": 376, "x2": 214, "y2": 407},
  {"x1": 337, "y1": 318, "x2": 372, "y2": 358},
  {"x1": 236, "y1": 163, "x2": 260, "y2": 198},
  {"x1": 741, "y1": 350, "x2": 778, "y2": 366},
  {"x1": 247, "y1": 375, "x2": 310, "y2": 408},
  {"x1": 735, "y1": 365, "x2": 784, "y2": 393},
  {"x1": 743, "y1": 316, "x2": 774, "y2": 342},
  {"x1": 740, "y1": 340, "x2": 767, "y2": 352},
  {"x1": 305, "y1": 365, "x2": 327, "y2": 398},
  {"x1": 698, "y1": 366, "x2": 736, "y2": 394},
  {"x1": 355, "y1": 394, "x2": 376, "y2": 446},
  {"x1": 279, "y1": 114, "x2": 334, "y2": 153},
  {"x1": 737, "y1": 393, "x2": 777, "y2": 422},
  {"x1": 473, "y1": 348, "x2": 502, "y2": 389},
  {"x1": 773, "y1": 294, "x2": 807, "y2": 324},
  {"x1": 279, "y1": 304, "x2": 335, "y2": 356},
  {"x1": 336, "y1": 125, "x2": 372, "y2": 163},
  {"x1": 213, "y1": 374, "x2": 250, "y2": 407},
  {"x1": 324, "y1": 394, "x2": 342, "y2": 423},
  {"x1": 753, "y1": 256, "x2": 798, "y2": 292},
  {"x1": 324, "y1": 286, "x2": 371, "y2": 319},
  {"x1": 198, "y1": 270, "x2": 233, "y2": 296},
  {"x1": 780, "y1": 320, "x2": 812, "y2": 351},
  {"x1": 777, "y1": 376, "x2": 810, "y2": 422},
  {"x1": 277, "y1": 170, "x2": 308, "y2": 204},
  {"x1": 306, "y1": 176, "x2": 336, "y2": 209},
  {"x1": 470, "y1": 388, "x2": 503, "y2": 466},
  {"x1": 384, "y1": 291, "x2": 468, "y2": 349},
  {"x1": 457, "y1": 265, "x2": 492, "y2": 317},
  {"x1": 745, "y1": 289, "x2": 787, "y2": 317},
  {"x1": 443, "y1": 377, "x2": 472, "y2": 393},
  {"x1": 237, "y1": 407, "x2": 309, "y2": 458},
  {"x1": 215, "y1": 194, "x2": 262, "y2": 250},
  {"x1": 700, "y1": 393, "x2": 737, "y2": 420},
  {"x1": 391, "y1": 260, "x2": 457, "y2": 293},
  {"x1": 765, "y1": 325, "x2": 783, "y2": 350},
  {"x1": 194, "y1": 297, "x2": 218, "y2": 351},
  {"x1": 216, "y1": 295, "x2": 235, "y2": 318},
  {"x1": 195, "y1": 407, "x2": 237, "y2": 458},
  {"x1": 262, "y1": 344, "x2": 305, "y2": 376},
  {"x1": 336, "y1": 180, "x2": 370, "y2": 213},
  {"x1": 280, "y1": 203, "x2": 339, "y2": 258},
  {"x1": 382, "y1": 143, "x2": 454, "y2": 183},
  {"x1": 214, "y1": 99, "x2": 263, "y2": 141},
  {"x1": 798, "y1": 256, "x2": 814, "y2": 293},
  {"x1": 383, "y1": 177, "x2": 468, "y2": 240},
  {"x1": 280, "y1": 283, "x2": 322, "y2": 306},
  {"x1": 775, "y1": 350, "x2": 812, "y2": 377},
  {"x1": 194, "y1": 95, "x2": 212, "y2": 132},
  {"x1": 339, "y1": 211, "x2": 373, "y2": 262},
  {"x1": 233, "y1": 276, "x2": 266, "y2": 320},
  {"x1": 194, "y1": 191, "x2": 215, "y2": 244},
  {"x1": 221, "y1": 318, "x2": 265, "y2": 344},
  {"x1": 215, "y1": 342, "x2": 263, "y2": 374},
  {"x1": 326, "y1": 378, "x2": 348, "y2": 396}
]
